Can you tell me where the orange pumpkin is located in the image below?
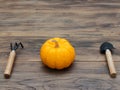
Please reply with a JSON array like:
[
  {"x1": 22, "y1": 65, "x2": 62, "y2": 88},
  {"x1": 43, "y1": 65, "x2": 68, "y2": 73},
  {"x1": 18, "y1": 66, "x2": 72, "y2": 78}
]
[{"x1": 40, "y1": 37, "x2": 75, "y2": 69}]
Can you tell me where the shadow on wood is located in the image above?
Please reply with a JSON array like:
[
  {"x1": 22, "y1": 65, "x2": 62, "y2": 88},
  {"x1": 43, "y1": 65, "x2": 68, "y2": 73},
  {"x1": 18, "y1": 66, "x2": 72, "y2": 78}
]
[{"x1": 41, "y1": 62, "x2": 75, "y2": 75}]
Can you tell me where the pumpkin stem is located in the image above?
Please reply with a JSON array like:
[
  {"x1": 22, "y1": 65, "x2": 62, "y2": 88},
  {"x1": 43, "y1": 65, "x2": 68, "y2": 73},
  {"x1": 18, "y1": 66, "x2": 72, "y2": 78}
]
[{"x1": 52, "y1": 40, "x2": 59, "y2": 48}]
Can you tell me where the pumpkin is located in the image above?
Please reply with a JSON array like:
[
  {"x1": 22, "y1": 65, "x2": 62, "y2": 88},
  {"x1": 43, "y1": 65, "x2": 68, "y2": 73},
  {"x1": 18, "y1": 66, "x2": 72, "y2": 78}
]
[{"x1": 40, "y1": 37, "x2": 75, "y2": 69}]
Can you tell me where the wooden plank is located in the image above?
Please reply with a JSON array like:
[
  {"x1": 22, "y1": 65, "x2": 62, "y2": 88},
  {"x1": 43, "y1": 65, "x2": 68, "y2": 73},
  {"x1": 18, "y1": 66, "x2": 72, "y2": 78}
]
[
  {"x1": 0, "y1": 0, "x2": 120, "y2": 11},
  {"x1": 0, "y1": 62, "x2": 120, "y2": 90},
  {"x1": 0, "y1": 12, "x2": 119, "y2": 37},
  {"x1": 0, "y1": 1, "x2": 119, "y2": 37},
  {"x1": 0, "y1": 36, "x2": 119, "y2": 62}
]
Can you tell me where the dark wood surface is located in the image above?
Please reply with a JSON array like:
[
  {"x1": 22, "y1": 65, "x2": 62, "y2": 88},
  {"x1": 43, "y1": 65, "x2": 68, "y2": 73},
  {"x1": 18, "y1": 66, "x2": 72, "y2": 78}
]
[{"x1": 0, "y1": 0, "x2": 120, "y2": 90}]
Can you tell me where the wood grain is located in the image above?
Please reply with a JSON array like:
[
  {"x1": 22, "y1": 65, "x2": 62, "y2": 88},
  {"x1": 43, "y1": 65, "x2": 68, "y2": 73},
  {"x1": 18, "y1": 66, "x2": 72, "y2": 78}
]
[{"x1": 0, "y1": 0, "x2": 120, "y2": 90}]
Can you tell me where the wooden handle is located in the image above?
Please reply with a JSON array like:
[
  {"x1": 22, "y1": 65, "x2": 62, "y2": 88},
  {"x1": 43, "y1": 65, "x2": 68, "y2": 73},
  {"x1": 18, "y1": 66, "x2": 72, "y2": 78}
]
[
  {"x1": 105, "y1": 49, "x2": 116, "y2": 78},
  {"x1": 4, "y1": 50, "x2": 16, "y2": 79}
]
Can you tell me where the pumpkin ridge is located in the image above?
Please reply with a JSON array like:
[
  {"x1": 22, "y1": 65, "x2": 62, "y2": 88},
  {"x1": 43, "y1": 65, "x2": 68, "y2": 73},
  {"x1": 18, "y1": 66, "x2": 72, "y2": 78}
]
[
  {"x1": 50, "y1": 48, "x2": 57, "y2": 69},
  {"x1": 43, "y1": 47, "x2": 52, "y2": 66},
  {"x1": 63, "y1": 46, "x2": 74, "y2": 55},
  {"x1": 64, "y1": 46, "x2": 75, "y2": 62},
  {"x1": 61, "y1": 48, "x2": 70, "y2": 68}
]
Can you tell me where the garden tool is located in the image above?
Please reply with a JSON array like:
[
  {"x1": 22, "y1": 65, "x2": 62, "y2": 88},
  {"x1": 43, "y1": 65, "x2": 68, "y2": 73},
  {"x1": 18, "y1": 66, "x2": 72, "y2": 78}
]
[
  {"x1": 4, "y1": 42, "x2": 24, "y2": 79},
  {"x1": 100, "y1": 42, "x2": 116, "y2": 78}
]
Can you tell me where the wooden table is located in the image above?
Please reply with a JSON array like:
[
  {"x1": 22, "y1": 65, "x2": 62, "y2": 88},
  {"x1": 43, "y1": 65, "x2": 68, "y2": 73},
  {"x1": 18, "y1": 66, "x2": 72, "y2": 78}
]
[{"x1": 0, "y1": 0, "x2": 120, "y2": 90}]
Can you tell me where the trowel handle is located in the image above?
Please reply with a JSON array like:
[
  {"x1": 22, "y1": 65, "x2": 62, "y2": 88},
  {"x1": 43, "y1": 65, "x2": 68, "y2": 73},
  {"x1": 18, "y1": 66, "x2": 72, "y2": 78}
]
[
  {"x1": 105, "y1": 49, "x2": 116, "y2": 78},
  {"x1": 4, "y1": 50, "x2": 16, "y2": 78}
]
